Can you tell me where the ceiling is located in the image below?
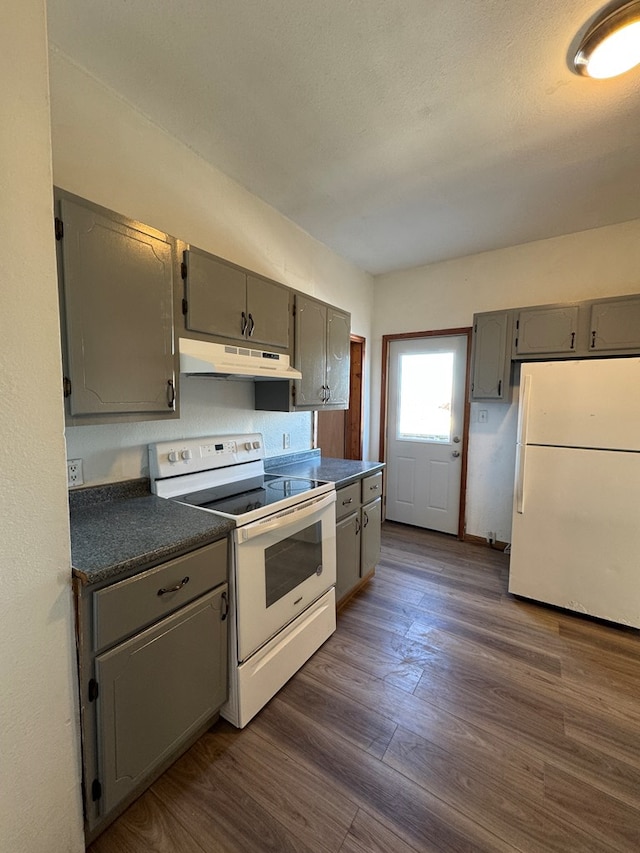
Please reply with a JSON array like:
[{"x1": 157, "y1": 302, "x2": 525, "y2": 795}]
[{"x1": 46, "y1": 0, "x2": 640, "y2": 275}]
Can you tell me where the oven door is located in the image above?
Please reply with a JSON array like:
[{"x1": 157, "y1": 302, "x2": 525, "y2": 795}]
[{"x1": 234, "y1": 490, "x2": 336, "y2": 662}]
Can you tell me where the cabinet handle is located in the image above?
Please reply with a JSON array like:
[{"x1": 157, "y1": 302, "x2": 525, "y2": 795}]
[
  {"x1": 370, "y1": 484, "x2": 380, "y2": 491},
  {"x1": 570, "y1": 331, "x2": 575, "y2": 349},
  {"x1": 167, "y1": 379, "x2": 176, "y2": 410},
  {"x1": 157, "y1": 576, "x2": 190, "y2": 596},
  {"x1": 326, "y1": 385, "x2": 331, "y2": 402},
  {"x1": 241, "y1": 312, "x2": 248, "y2": 335},
  {"x1": 591, "y1": 330, "x2": 596, "y2": 349},
  {"x1": 497, "y1": 379, "x2": 502, "y2": 397},
  {"x1": 355, "y1": 517, "x2": 361, "y2": 534},
  {"x1": 363, "y1": 511, "x2": 369, "y2": 528},
  {"x1": 342, "y1": 497, "x2": 353, "y2": 506},
  {"x1": 221, "y1": 591, "x2": 229, "y2": 621},
  {"x1": 247, "y1": 313, "x2": 255, "y2": 337}
]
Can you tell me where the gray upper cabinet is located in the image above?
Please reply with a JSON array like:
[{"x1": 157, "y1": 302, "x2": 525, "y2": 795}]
[
  {"x1": 296, "y1": 295, "x2": 328, "y2": 407},
  {"x1": 326, "y1": 307, "x2": 351, "y2": 406},
  {"x1": 588, "y1": 295, "x2": 640, "y2": 352},
  {"x1": 254, "y1": 292, "x2": 351, "y2": 412},
  {"x1": 470, "y1": 310, "x2": 513, "y2": 401},
  {"x1": 183, "y1": 247, "x2": 291, "y2": 351},
  {"x1": 514, "y1": 305, "x2": 580, "y2": 357},
  {"x1": 294, "y1": 295, "x2": 351, "y2": 410},
  {"x1": 55, "y1": 190, "x2": 177, "y2": 421}
]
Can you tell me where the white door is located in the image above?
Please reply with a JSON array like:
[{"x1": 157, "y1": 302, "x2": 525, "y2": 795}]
[{"x1": 386, "y1": 335, "x2": 467, "y2": 534}]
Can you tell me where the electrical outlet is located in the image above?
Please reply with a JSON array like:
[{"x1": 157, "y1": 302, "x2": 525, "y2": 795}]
[
  {"x1": 282, "y1": 433, "x2": 291, "y2": 450},
  {"x1": 67, "y1": 458, "x2": 84, "y2": 488},
  {"x1": 478, "y1": 409, "x2": 488, "y2": 424}
]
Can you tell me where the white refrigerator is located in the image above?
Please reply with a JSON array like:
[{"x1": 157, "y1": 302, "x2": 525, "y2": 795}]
[{"x1": 509, "y1": 357, "x2": 640, "y2": 628}]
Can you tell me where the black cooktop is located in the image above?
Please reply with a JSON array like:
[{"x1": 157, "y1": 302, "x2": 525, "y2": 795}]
[{"x1": 176, "y1": 474, "x2": 325, "y2": 517}]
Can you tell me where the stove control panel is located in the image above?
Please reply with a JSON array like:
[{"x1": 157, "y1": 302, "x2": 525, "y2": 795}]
[{"x1": 148, "y1": 433, "x2": 263, "y2": 480}]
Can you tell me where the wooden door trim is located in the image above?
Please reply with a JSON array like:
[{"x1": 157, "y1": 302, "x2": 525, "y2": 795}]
[
  {"x1": 347, "y1": 335, "x2": 365, "y2": 459},
  {"x1": 379, "y1": 327, "x2": 472, "y2": 540}
]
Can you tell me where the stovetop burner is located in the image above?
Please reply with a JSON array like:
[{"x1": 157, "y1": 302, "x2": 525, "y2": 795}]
[{"x1": 176, "y1": 474, "x2": 326, "y2": 517}]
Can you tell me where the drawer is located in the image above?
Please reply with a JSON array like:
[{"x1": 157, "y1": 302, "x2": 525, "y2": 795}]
[
  {"x1": 362, "y1": 471, "x2": 383, "y2": 503},
  {"x1": 336, "y1": 482, "x2": 361, "y2": 520},
  {"x1": 93, "y1": 538, "x2": 228, "y2": 652}
]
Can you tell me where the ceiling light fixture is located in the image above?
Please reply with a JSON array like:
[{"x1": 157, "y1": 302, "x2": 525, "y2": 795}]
[{"x1": 573, "y1": 0, "x2": 640, "y2": 78}]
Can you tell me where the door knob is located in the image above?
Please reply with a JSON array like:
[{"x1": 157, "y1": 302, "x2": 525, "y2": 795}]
[
  {"x1": 452, "y1": 450, "x2": 461, "y2": 458},
  {"x1": 453, "y1": 435, "x2": 461, "y2": 443}
]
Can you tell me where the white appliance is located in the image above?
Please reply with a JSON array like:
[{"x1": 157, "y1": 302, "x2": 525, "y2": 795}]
[
  {"x1": 510, "y1": 357, "x2": 640, "y2": 628},
  {"x1": 149, "y1": 433, "x2": 336, "y2": 727},
  {"x1": 179, "y1": 338, "x2": 302, "y2": 380}
]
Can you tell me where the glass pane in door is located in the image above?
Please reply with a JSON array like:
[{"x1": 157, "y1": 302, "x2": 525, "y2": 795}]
[
  {"x1": 397, "y1": 352, "x2": 454, "y2": 442},
  {"x1": 265, "y1": 521, "x2": 322, "y2": 607}
]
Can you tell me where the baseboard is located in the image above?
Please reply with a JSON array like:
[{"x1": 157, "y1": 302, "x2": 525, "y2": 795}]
[{"x1": 463, "y1": 533, "x2": 509, "y2": 552}]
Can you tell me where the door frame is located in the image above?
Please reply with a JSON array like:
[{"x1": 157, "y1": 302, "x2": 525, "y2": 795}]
[{"x1": 379, "y1": 327, "x2": 472, "y2": 540}]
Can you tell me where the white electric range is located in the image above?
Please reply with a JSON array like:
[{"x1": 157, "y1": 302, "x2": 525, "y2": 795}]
[{"x1": 149, "y1": 433, "x2": 336, "y2": 727}]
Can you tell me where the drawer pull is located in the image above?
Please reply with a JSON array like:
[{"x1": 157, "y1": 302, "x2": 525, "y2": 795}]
[
  {"x1": 157, "y1": 576, "x2": 190, "y2": 596},
  {"x1": 370, "y1": 484, "x2": 380, "y2": 490},
  {"x1": 342, "y1": 497, "x2": 353, "y2": 505},
  {"x1": 221, "y1": 591, "x2": 229, "y2": 621}
]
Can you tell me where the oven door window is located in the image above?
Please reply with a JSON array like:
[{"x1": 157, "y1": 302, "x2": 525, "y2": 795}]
[{"x1": 265, "y1": 520, "x2": 322, "y2": 608}]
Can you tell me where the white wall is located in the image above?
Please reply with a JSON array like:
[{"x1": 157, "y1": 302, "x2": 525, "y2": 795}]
[
  {"x1": 0, "y1": 4, "x2": 84, "y2": 851},
  {"x1": 49, "y1": 50, "x2": 374, "y2": 485},
  {"x1": 372, "y1": 220, "x2": 640, "y2": 541}
]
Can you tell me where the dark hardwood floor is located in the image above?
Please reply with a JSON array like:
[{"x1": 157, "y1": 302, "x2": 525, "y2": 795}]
[{"x1": 89, "y1": 522, "x2": 640, "y2": 852}]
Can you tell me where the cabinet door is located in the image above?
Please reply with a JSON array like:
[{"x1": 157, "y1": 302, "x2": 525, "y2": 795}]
[
  {"x1": 589, "y1": 296, "x2": 640, "y2": 352},
  {"x1": 361, "y1": 498, "x2": 382, "y2": 576},
  {"x1": 515, "y1": 306, "x2": 579, "y2": 356},
  {"x1": 470, "y1": 311, "x2": 512, "y2": 401},
  {"x1": 58, "y1": 196, "x2": 175, "y2": 416},
  {"x1": 295, "y1": 295, "x2": 327, "y2": 407},
  {"x1": 336, "y1": 512, "x2": 360, "y2": 603},
  {"x1": 326, "y1": 308, "x2": 351, "y2": 408},
  {"x1": 94, "y1": 587, "x2": 228, "y2": 816},
  {"x1": 184, "y1": 248, "x2": 247, "y2": 341},
  {"x1": 246, "y1": 274, "x2": 290, "y2": 350}
]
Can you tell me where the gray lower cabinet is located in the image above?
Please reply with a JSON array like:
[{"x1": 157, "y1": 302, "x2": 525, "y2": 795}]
[
  {"x1": 335, "y1": 512, "x2": 360, "y2": 601},
  {"x1": 95, "y1": 588, "x2": 227, "y2": 815},
  {"x1": 335, "y1": 472, "x2": 383, "y2": 607},
  {"x1": 588, "y1": 295, "x2": 640, "y2": 352},
  {"x1": 183, "y1": 246, "x2": 291, "y2": 350},
  {"x1": 470, "y1": 311, "x2": 513, "y2": 401},
  {"x1": 55, "y1": 188, "x2": 178, "y2": 422},
  {"x1": 254, "y1": 292, "x2": 351, "y2": 411},
  {"x1": 361, "y1": 497, "x2": 382, "y2": 576},
  {"x1": 76, "y1": 539, "x2": 229, "y2": 839}
]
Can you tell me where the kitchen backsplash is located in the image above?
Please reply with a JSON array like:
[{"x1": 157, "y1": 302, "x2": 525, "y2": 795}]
[{"x1": 65, "y1": 376, "x2": 313, "y2": 487}]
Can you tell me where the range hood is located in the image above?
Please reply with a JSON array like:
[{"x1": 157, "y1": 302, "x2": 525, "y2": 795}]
[{"x1": 179, "y1": 338, "x2": 302, "y2": 381}]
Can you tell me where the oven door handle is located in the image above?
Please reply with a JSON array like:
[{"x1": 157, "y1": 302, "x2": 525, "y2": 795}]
[{"x1": 239, "y1": 491, "x2": 335, "y2": 542}]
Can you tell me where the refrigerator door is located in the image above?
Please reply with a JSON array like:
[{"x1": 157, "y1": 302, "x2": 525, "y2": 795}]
[
  {"x1": 520, "y1": 358, "x2": 640, "y2": 452},
  {"x1": 510, "y1": 444, "x2": 640, "y2": 627}
]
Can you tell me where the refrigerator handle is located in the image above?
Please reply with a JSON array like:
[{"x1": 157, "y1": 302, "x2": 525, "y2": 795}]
[{"x1": 515, "y1": 374, "x2": 532, "y2": 514}]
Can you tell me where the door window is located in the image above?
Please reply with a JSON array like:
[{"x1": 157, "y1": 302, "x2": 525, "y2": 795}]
[{"x1": 397, "y1": 352, "x2": 454, "y2": 443}]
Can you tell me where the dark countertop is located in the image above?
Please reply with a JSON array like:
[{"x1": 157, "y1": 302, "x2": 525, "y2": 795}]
[
  {"x1": 70, "y1": 479, "x2": 234, "y2": 586},
  {"x1": 266, "y1": 455, "x2": 384, "y2": 488}
]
